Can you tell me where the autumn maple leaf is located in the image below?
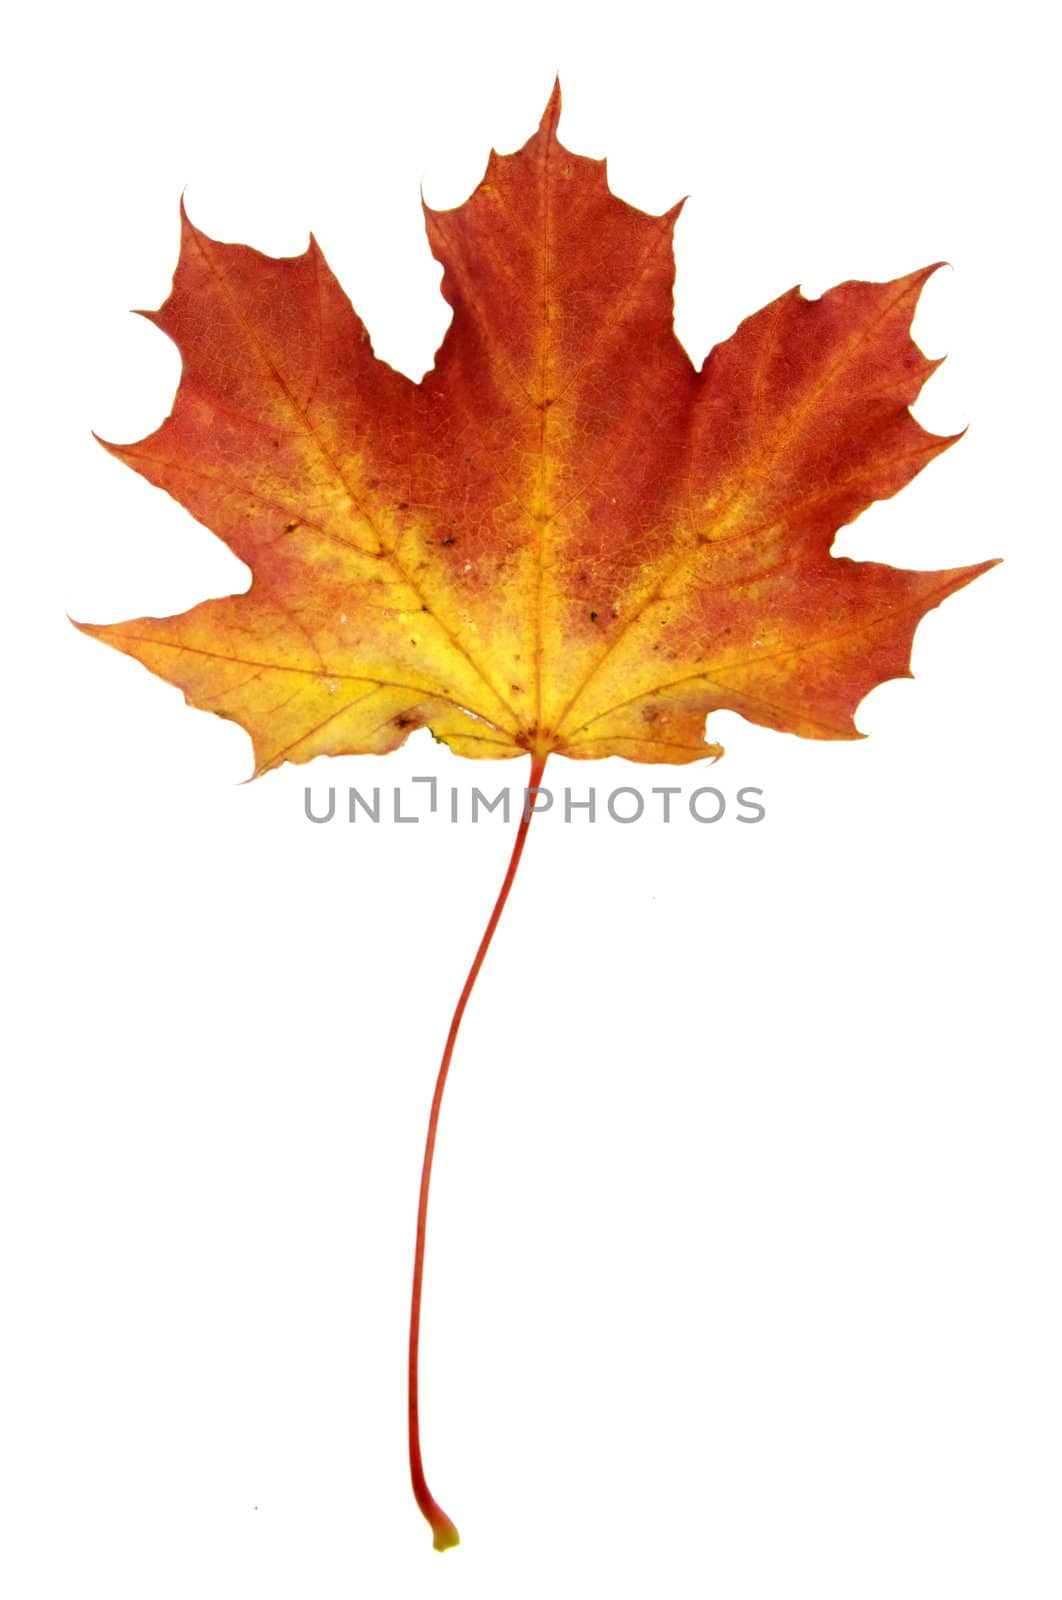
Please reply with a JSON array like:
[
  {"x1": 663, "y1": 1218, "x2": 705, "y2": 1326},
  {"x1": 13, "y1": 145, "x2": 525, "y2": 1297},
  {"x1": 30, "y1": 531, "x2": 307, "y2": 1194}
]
[{"x1": 77, "y1": 83, "x2": 995, "y2": 1550}]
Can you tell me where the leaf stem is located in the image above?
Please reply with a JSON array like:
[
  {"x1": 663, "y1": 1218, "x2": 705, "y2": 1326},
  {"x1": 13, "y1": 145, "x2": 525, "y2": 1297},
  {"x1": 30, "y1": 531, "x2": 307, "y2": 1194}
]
[{"x1": 408, "y1": 751, "x2": 549, "y2": 1550}]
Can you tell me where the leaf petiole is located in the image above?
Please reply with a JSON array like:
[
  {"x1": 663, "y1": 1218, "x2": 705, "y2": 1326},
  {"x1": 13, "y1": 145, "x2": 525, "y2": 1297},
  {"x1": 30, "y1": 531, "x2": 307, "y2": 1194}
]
[{"x1": 407, "y1": 751, "x2": 549, "y2": 1550}]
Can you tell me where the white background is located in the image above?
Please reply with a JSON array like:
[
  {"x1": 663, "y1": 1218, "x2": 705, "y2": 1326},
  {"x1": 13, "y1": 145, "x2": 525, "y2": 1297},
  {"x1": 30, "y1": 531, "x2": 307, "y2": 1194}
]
[{"x1": 3, "y1": 1, "x2": 1058, "y2": 1595}]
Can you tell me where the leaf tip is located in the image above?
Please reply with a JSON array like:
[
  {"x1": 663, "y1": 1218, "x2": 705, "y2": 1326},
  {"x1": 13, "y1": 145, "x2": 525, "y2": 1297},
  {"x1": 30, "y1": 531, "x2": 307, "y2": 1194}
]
[
  {"x1": 538, "y1": 75, "x2": 563, "y2": 138},
  {"x1": 91, "y1": 428, "x2": 138, "y2": 464},
  {"x1": 177, "y1": 189, "x2": 213, "y2": 253},
  {"x1": 905, "y1": 260, "x2": 952, "y2": 316}
]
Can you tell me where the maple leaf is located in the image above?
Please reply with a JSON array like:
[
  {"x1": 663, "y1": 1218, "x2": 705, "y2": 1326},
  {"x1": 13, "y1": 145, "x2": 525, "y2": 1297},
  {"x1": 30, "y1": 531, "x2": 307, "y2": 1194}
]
[
  {"x1": 77, "y1": 84, "x2": 995, "y2": 1550},
  {"x1": 78, "y1": 88, "x2": 992, "y2": 774}
]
